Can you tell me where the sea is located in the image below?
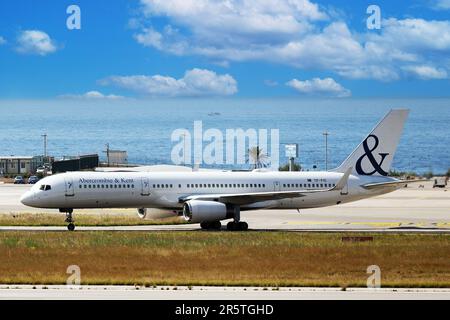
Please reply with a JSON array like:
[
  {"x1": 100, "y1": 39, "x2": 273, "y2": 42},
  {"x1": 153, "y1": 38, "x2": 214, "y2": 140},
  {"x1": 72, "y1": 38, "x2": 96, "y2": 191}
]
[{"x1": 0, "y1": 98, "x2": 449, "y2": 174}]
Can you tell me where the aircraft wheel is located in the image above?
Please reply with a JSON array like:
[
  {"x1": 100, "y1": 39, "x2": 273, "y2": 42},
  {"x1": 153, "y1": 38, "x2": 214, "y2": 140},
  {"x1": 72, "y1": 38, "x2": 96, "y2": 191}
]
[
  {"x1": 238, "y1": 221, "x2": 248, "y2": 231},
  {"x1": 67, "y1": 223, "x2": 75, "y2": 231},
  {"x1": 200, "y1": 221, "x2": 210, "y2": 229},
  {"x1": 227, "y1": 221, "x2": 248, "y2": 231},
  {"x1": 211, "y1": 221, "x2": 222, "y2": 230}
]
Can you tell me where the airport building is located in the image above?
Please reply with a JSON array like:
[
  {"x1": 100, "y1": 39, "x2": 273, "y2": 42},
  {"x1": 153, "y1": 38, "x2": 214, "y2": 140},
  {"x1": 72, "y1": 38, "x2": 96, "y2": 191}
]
[
  {"x1": 107, "y1": 150, "x2": 128, "y2": 166},
  {"x1": 0, "y1": 156, "x2": 50, "y2": 176},
  {"x1": 52, "y1": 154, "x2": 99, "y2": 173}
]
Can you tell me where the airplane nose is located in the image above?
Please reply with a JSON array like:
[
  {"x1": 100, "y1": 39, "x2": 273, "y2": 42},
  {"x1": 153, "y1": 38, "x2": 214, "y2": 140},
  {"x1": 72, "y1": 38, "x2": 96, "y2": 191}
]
[{"x1": 20, "y1": 191, "x2": 35, "y2": 207}]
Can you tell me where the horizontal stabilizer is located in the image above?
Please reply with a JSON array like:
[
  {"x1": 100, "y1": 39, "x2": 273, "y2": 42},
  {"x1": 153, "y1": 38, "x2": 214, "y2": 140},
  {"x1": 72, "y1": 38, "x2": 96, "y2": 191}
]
[{"x1": 362, "y1": 179, "x2": 427, "y2": 190}]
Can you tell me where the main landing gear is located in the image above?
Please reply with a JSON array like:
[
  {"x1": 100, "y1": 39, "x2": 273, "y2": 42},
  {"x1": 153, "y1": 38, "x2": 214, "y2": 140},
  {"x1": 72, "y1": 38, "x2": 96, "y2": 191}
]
[
  {"x1": 199, "y1": 206, "x2": 249, "y2": 231},
  {"x1": 60, "y1": 208, "x2": 75, "y2": 231},
  {"x1": 226, "y1": 221, "x2": 248, "y2": 231},
  {"x1": 227, "y1": 205, "x2": 248, "y2": 231}
]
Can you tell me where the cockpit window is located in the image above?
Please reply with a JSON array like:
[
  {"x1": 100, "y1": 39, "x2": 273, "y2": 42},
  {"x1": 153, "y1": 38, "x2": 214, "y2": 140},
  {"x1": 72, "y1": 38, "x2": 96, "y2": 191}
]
[
  {"x1": 45, "y1": 185, "x2": 51, "y2": 191},
  {"x1": 40, "y1": 185, "x2": 52, "y2": 191},
  {"x1": 40, "y1": 185, "x2": 45, "y2": 191}
]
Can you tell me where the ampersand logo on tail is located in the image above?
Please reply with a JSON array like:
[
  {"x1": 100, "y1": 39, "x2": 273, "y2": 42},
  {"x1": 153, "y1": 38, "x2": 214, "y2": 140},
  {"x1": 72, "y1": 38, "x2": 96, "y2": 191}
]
[{"x1": 355, "y1": 134, "x2": 389, "y2": 176}]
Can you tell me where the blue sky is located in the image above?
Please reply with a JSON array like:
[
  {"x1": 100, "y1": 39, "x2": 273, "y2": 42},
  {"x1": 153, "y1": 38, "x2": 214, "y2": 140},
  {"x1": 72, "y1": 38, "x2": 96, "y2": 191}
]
[{"x1": 1, "y1": 0, "x2": 450, "y2": 99}]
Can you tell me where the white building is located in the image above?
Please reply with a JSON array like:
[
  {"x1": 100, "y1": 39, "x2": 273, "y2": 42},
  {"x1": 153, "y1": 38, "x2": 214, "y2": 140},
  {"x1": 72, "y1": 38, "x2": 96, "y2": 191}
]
[
  {"x1": 107, "y1": 150, "x2": 128, "y2": 165},
  {"x1": 0, "y1": 156, "x2": 33, "y2": 175}
]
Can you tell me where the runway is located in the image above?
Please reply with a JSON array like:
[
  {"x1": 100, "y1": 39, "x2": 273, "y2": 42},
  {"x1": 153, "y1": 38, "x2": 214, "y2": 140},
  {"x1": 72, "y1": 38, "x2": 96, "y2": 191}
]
[
  {"x1": 1, "y1": 285, "x2": 449, "y2": 300},
  {"x1": 0, "y1": 182, "x2": 449, "y2": 232}
]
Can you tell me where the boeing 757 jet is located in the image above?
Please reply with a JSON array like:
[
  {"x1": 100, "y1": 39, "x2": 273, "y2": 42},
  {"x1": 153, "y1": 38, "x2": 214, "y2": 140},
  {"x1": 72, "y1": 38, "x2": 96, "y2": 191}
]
[{"x1": 21, "y1": 109, "x2": 419, "y2": 231}]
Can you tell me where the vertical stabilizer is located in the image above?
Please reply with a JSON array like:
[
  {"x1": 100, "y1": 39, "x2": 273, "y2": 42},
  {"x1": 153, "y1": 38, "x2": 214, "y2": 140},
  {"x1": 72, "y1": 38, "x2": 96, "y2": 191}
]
[{"x1": 333, "y1": 109, "x2": 409, "y2": 176}]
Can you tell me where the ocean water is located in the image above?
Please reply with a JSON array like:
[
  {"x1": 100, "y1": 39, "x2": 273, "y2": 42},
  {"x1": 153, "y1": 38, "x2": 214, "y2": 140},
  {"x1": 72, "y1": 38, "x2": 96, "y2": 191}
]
[{"x1": 0, "y1": 98, "x2": 449, "y2": 174}]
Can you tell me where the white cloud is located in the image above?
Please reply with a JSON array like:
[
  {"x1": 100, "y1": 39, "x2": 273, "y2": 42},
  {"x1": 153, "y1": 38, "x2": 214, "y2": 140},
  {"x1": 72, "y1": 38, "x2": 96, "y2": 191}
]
[
  {"x1": 0, "y1": 36, "x2": 6, "y2": 45},
  {"x1": 402, "y1": 65, "x2": 448, "y2": 79},
  {"x1": 16, "y1": 30, "x2": 57, "y2": 56},
  {"x1": 99, "y1": 68, "x2": 238, "y2": 97},
  {"x1": 286, "y1": 77, "x2": 351, "y2": 97},
  {"x1": 59, "y1": 91, "x2": 124, "y2": 100},
  {"x1": 133, "y1": 1, "x2": 450, "y2": 81},
  {"x1": 433, "y1": 0, "x2": 450, "y2": 10}
]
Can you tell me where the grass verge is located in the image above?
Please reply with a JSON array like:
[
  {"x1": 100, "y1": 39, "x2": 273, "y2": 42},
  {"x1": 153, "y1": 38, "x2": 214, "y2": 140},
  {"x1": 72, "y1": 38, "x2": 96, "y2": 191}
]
[
  {"x1": 0, "y1": 213, "x2": 186, "y2": 226},
  {"x1": 0, "y1": 231, "x2": 449, "y2": 287}
]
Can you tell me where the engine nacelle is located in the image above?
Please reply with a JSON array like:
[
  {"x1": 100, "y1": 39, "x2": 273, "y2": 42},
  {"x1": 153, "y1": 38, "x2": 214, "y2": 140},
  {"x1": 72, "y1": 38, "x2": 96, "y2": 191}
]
[
  {"x1": 137, "y1": 208, "x2": 180, "y2": 220},
  {"x1": 182, "y1": 200, "x2": 233, "y2": 223}
]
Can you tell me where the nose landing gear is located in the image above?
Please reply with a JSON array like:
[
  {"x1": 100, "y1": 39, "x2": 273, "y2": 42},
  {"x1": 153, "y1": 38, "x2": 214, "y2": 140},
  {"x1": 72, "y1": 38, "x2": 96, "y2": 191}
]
[{"x1": 60, "y1": 208, "x2": 75, "y2": 231}]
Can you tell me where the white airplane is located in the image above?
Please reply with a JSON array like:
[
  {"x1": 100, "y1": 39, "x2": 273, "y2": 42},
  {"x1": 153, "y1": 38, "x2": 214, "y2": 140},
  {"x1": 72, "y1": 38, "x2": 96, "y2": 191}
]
[{"x1": 21, "y1": 109, "x2": 419, "y2": 231}]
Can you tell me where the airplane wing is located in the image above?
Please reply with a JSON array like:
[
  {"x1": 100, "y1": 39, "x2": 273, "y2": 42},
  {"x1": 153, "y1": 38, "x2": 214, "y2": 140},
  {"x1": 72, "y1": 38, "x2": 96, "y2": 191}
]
[
  {"x1": 361, "y1": 179, "x2": 427, "y2": 190},
  {"x1": 179, "y1": 168, "x2": 352, "y2": 206}
]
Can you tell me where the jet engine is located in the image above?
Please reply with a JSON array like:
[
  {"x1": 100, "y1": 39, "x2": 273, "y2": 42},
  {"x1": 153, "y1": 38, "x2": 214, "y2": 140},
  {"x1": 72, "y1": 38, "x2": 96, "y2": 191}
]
[
  {"x1": 182, "y1": 200, "x2": 234, "y2": 223},
  {"x1": 137, "y1": 208, "x2": 180, "y2": 220}
]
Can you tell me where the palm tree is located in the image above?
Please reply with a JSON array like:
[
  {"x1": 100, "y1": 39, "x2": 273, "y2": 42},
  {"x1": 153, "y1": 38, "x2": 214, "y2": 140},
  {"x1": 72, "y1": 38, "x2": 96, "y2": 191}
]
[{"x1": 246, "y1": 146, "x2": 270, "y2": 169}]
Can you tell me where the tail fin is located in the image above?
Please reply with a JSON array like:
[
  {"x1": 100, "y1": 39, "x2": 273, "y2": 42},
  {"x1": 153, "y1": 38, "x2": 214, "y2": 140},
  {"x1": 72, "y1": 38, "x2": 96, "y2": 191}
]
[{"x1": 333, "y1": 109, "x2": 409, "y2": 176}]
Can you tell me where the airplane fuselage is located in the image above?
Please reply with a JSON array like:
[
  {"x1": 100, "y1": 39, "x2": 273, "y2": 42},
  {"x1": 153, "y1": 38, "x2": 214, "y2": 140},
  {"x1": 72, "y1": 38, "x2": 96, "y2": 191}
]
[{"x1": 21, "y1": 170, "x2": 399, "y2": 211}]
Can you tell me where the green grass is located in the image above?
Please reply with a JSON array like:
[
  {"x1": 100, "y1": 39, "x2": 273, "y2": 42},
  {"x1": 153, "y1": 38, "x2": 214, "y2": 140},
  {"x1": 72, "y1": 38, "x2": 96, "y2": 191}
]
[{"x1": 0, "y1": 231, "x2": 449, "y2": 287}]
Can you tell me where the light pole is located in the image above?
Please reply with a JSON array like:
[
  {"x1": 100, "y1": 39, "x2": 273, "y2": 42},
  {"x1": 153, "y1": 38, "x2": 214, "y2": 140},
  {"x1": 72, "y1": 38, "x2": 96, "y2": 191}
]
[
  {"x1": 323, "y1": 131, "x2": 329, "y2": 171},
  {"x1": 41, "y1": 133, "x2": 48, "y2": 160},
  {"x1": 106, "y1": 143, "x2": 110, "y2": 167}
]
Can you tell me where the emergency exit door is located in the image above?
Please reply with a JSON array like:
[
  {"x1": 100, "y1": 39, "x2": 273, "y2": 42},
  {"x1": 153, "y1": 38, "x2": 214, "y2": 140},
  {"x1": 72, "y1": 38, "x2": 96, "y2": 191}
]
[
  {"x1": 141, "y1": 177, "x2": 150, "y2": 196},
  {"x1": 65, "y1": 178, "x2": 75, "y2": 196}
]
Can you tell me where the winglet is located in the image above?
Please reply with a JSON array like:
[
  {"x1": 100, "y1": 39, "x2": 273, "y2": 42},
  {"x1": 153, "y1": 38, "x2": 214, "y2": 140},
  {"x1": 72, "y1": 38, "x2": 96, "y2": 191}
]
[{"x1": 332, "y1": 167, "x2": 352, "y2": 191}]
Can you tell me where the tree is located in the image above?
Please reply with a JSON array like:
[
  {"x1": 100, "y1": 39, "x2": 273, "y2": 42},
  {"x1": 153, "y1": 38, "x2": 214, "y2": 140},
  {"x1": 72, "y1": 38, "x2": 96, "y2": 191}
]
[
  {"x1": 279, "y1": 162, "x2": 301, "y2": 171},
  {"x1": 246, "y1": 146, "x2": 270, "y2": 169},
  {"x1": 423, "y1": 171, "x2": 434, "y2": 179}
]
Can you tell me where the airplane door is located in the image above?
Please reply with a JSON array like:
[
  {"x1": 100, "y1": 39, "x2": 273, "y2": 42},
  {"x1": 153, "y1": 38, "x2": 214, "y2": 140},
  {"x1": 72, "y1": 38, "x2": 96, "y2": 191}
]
[
  {"x1": 141, "y1": 177, "x2": 150, "y2": 196},
  {"x1": 65, "y1": 178, "x2": 75, "y2": 197},
  {"x1": 273, "y1": 181, "x2": 281, "y2": 191}
]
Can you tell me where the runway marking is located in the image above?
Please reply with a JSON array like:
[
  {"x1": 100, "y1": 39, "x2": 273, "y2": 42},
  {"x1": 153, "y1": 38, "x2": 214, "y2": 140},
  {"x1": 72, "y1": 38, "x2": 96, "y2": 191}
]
[{"x1": 286, "y1": 221, "x2": 450, "y2": 228}]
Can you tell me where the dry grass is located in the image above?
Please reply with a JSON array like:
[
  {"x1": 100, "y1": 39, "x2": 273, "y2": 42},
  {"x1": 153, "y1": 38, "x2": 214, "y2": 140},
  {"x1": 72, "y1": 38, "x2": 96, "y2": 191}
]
[
  {"x1": 0, "y1": 231, "x2": 449, "y2": 287},
  {"x1": 0, "y1": 213, "x2": 186, "y2": 226}
]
